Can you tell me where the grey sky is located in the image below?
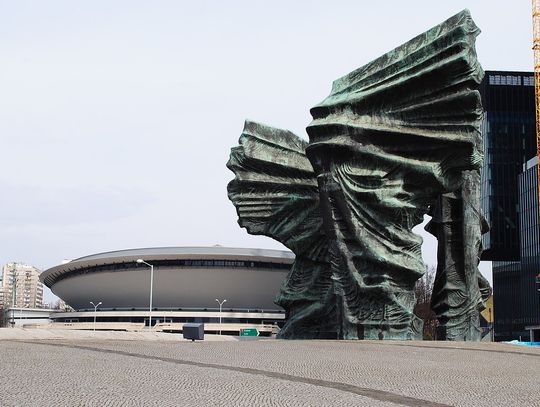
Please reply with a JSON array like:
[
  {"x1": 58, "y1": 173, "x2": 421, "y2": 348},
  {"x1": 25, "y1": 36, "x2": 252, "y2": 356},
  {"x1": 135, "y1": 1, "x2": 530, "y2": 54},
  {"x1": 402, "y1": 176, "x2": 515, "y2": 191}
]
[{"x1": 0, "y1": 1, "x2": 532, "y2": 302}]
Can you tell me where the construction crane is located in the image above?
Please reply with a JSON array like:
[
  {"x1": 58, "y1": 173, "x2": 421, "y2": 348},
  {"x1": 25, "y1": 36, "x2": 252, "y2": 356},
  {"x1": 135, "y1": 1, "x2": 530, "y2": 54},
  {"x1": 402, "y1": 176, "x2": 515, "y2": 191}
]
[{"x1": 533, "y1": 0, "x2": 540, "y2": 216}]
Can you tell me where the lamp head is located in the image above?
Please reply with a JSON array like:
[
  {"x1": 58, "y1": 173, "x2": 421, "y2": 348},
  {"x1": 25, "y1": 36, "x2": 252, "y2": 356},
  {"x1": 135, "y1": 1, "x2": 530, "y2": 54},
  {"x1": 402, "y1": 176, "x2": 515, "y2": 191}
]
[{"x1": 136, "y1": 259, "x2": 144, "y2": 263}]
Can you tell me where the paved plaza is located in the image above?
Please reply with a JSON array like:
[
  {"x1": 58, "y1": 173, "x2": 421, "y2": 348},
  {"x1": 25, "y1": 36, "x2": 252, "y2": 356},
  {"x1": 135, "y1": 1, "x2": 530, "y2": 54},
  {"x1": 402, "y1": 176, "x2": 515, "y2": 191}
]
[{"x1": 0, "y1": 329, "x2": 539, "y2": 406}]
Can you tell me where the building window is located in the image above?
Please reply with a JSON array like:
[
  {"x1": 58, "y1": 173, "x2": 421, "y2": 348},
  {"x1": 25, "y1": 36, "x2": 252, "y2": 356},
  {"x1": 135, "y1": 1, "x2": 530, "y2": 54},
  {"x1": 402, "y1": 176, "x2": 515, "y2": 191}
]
[{"x1": 489, "y1": 75, "x2": 524, "y2": 86}]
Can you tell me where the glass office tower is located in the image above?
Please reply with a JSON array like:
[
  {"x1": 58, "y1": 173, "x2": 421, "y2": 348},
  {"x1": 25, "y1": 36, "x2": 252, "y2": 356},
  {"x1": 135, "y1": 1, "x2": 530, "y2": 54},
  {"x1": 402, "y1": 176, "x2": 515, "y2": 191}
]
[
  {"x1": 480, "y1": 71, "x2": 540, "y2": 341},
  {"x1": 480, "y1": 71, "x2": 536, "y2": 261},
  {"x1": 518, "y1": 158, "x2": 539, "y2": 339}
]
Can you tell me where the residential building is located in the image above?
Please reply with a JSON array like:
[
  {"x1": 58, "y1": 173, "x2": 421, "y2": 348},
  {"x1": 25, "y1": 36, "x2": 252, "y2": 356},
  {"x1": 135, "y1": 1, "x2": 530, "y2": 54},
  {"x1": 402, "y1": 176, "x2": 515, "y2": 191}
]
[{"x1": 1, "y1": 262, "x2": 43, "y2": 309}]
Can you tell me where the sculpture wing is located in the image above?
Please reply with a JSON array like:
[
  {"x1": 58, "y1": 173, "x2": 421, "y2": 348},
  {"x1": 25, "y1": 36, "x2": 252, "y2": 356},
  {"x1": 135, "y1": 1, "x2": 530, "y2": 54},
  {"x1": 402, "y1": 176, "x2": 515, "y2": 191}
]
[
  {"x1": 227, "y1": 120, "x2": 326, "y2": 259},
  {"x1": 308, "y1": 9, "x2": 484, "y2": 184},
  {"x1": 305, "y1": 10, "x2": 485, "y2": 292},
  {"x1": 303, "y1": 9, "x2": 485, "y2": 339},
  {"x1": 227, "y1": 121, "x2": 338, "y2": 338}
]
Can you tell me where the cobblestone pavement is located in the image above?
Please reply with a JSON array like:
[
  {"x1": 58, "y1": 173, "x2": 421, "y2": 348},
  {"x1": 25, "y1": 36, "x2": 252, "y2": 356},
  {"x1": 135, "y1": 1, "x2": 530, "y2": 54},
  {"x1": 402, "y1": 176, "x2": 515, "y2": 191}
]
[{"x1": 0, "y1": 336, "x2": 538, "y2": 406}]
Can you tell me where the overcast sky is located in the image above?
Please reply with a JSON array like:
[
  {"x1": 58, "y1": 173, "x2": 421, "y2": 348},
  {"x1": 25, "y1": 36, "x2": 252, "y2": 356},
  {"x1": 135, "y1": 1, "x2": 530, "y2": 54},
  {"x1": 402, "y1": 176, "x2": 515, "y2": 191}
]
[{"x1": 0, "y1": 1, "x2": 533, "y2": 302}]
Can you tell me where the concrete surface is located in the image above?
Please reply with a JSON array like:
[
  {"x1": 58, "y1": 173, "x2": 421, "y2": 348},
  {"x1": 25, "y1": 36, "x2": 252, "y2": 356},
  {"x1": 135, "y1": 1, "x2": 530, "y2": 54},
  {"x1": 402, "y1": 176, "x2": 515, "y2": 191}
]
[
  {"x1": 0, "y1": 329, "x2": 538, "y2": 406},
  {"x1": 0, "y1": 327, "x2": 238, "y2": 341}
]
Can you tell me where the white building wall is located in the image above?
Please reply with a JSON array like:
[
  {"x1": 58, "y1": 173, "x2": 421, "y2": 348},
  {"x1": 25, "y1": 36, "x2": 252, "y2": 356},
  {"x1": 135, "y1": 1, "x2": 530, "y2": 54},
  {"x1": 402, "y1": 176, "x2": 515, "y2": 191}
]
[
  {"x1": 1, "y1": 263, "x2": 43, "y2": 309},
  {"x1": 2, "y1": 308, "x2": 55, "y2": 327}
]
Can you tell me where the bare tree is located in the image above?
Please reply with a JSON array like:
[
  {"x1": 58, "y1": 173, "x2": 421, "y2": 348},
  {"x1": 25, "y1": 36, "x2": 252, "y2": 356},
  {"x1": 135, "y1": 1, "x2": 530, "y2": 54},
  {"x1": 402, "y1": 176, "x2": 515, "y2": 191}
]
[{"x1": 414, "y1": 266, "x2": 438, "y2": 340}]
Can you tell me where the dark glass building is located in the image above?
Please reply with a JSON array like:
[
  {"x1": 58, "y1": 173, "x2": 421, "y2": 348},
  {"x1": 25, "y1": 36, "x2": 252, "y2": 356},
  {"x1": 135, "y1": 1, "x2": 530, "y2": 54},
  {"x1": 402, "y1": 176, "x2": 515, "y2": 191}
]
[
  {"x1": 518, "y1": 158, "x2": 540, "y2": 340},
  {"x1": 480, "y1": 70, "x2": 540, "y2": 341},
  {"x1": 490, "y1": 261, "x2": 522, "y2": 340},
  {"x1": 480, "y1": 71, "x2": 536, "y2": 261}
]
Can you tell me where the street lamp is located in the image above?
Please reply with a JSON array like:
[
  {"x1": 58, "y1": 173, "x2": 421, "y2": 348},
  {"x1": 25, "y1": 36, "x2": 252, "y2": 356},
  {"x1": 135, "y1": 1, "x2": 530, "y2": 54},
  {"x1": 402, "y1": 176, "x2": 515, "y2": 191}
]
[
  {"x1": 215, "y1": 298, "x2": 227, "y2": 335},
  {"x1": 89, "y1": 301, "x2": 102, "y2": 331},
  {"x1": 137, "y1": 259, "x2": 155, "y2": 329},
  {"x1": 488, "y1": 307, "x2": 494, "y2": 342},
  {"x1": 11, "y1": 269, "x2": 18, "y2": 327}
]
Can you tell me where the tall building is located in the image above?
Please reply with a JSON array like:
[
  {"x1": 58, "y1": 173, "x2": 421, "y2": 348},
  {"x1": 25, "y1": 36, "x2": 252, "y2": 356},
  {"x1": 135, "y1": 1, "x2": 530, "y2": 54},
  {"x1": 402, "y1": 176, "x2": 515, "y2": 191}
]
[
  {"x1": 0, "y1": 275, "x2": 4, "y2": 310},
  {"x1": 0, "y1": 263, "x2": 44, "y2": 309},
  {"x1": 480, "y1": 70, "x2": 540, "y2": 341},
  {"x1": 480, "y1": 71, "x2": 536, "y2": 261},
  {"x1": 519, "y1": 157, "x2": 540, "y2": 341}
]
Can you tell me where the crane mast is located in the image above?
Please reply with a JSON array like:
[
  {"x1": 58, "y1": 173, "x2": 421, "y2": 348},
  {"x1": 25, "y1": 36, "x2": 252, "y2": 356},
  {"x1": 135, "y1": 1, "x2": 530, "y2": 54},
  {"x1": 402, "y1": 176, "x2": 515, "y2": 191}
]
[{"x1": 533, "y1": 0, "x2": 540, "y2": 216}]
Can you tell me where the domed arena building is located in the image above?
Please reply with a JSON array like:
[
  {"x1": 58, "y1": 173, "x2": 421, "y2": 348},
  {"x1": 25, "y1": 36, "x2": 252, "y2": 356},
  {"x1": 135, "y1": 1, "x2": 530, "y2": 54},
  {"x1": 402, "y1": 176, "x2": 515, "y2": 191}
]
[{"x1": 40, "y1": 246, "x2": 293, "y2": 335}]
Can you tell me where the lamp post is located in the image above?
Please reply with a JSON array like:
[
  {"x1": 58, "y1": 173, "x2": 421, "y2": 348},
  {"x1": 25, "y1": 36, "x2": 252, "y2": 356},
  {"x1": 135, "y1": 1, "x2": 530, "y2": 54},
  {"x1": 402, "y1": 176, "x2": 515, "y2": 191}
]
[
  {"x1": 215, "y1": 298, "x2": 227, "y2": 335},
  {"x1": 488, "y1": 307, "x2": 494, "y2": 342},
  {"x1": 90, "y1": 301, "x2": 102, "y2": 331},
  {"x1": 11, "y1": 269, "x2": 17, "y2": 327},
  {"x1": 137, "y1": 259, "x2": 154, "y2": 329}
]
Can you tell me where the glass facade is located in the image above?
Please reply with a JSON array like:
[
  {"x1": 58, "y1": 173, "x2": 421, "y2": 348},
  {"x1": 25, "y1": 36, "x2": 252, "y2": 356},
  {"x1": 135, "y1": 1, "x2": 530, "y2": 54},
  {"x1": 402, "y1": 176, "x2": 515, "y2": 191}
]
[
  {"x1": 480, "y1": 71, "x2": 536, "y2": 260},
  {"x1": 494, "y1": 161, "x2": 540, "y2": 341},
  {"x1": 480, "y1": 71, "x2": 540, "y2": 341},
  {"x1": 518, "y1": 160, "x2": 540, "y2": 334},
  {"x1": 493, "y1": 158, "x2": 540, "y2": 341},
  {"x1": 492, "y1": 261, "x2": 522, "y2": 340}
]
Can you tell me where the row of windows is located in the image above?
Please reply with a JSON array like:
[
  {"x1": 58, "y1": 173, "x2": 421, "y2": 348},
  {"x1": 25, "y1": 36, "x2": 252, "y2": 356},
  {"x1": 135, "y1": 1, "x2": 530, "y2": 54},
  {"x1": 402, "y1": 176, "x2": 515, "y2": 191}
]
[
  {"x1": 46, "y1": 258, "x2": 292, "y2": 286},
  {"x1": 480, "y1": 107, "x2": 535, "y2": 258},
  {"x1": 183, "y1": 260, "x2": 251, "y2": 267},
  {"x1": 484, "y1": 111, "x2": 535, "y2": 124},
  {"x1": 488, "y1": 75, "x2": 535, "y2": 86},
  {"x1": 519, "y1": 165, "x2": 539, "y2": 265},
  {"x1": 493, "y1": 260, "x2": 523, "y2": 340},
  {"x1": 492, "y1": 164, "x2": 539, "y2": 339},
  {"x1": 481, "y1": 80, "x2": 536, "y2": 122},
  {"x1": 56, "y1": 316, "x2": 283, "y2": 326}
]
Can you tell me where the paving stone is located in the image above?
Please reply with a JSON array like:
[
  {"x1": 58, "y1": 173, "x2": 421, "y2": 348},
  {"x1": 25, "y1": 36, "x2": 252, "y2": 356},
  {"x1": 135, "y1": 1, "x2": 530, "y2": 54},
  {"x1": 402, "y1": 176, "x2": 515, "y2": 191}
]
[{"x1": 0, "y1": 333, "x2": 538, "y2": 406}]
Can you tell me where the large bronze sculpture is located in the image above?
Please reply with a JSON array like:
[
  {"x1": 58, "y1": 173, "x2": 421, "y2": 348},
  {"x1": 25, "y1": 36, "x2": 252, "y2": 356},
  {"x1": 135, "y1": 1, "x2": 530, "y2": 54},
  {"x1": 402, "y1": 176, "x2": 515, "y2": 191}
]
[{"x1": 227, "y1": 10, "x2": 491, "y2": 340}]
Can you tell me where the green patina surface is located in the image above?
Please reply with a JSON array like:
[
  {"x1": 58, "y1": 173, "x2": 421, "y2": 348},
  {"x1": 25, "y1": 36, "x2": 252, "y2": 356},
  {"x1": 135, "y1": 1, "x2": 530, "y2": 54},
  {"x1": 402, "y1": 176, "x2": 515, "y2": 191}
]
[{"x1": 227, "y1": 10, "x2": 491, "y2": 340}]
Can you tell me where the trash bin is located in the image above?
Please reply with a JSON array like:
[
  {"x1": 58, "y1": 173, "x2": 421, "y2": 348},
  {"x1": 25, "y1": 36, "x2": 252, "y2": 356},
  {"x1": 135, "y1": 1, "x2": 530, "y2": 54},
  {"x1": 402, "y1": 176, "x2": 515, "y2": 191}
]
[{"x1": 183, "y1": 323, "x2": 204, "y2": 341}]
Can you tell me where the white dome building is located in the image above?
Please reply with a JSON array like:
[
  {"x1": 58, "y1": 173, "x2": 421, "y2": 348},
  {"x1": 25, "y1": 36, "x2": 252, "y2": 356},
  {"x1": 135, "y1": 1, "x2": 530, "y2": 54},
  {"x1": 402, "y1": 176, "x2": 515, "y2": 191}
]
[{"x1": 40, "y1": 246, "x2": 293, "y2": 335}]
